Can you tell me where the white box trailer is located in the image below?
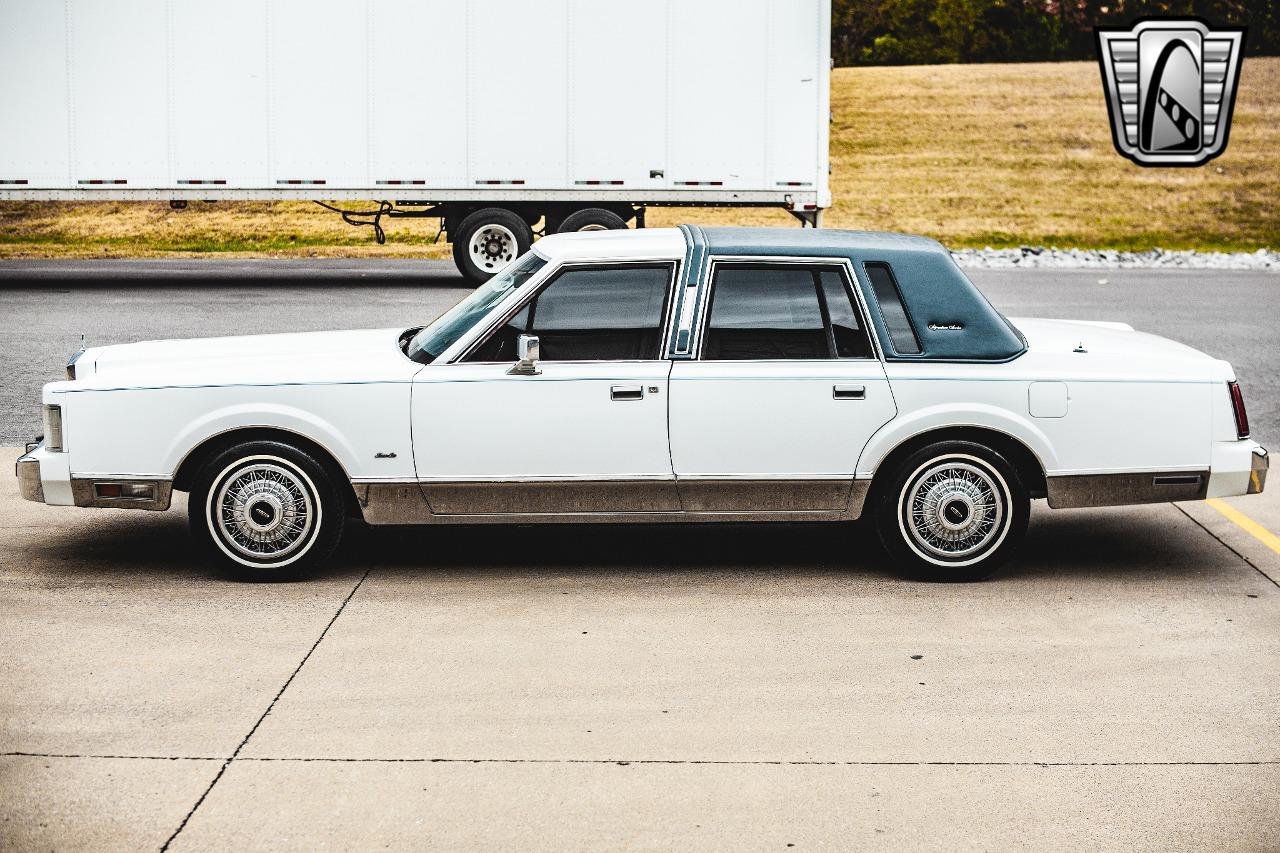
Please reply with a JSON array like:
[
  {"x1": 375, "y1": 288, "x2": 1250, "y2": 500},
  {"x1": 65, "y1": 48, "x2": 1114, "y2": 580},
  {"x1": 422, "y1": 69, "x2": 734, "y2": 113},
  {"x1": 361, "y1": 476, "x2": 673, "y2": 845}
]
[{"x1": 0, "y1": 0, "x2": 831, "y2": 281}]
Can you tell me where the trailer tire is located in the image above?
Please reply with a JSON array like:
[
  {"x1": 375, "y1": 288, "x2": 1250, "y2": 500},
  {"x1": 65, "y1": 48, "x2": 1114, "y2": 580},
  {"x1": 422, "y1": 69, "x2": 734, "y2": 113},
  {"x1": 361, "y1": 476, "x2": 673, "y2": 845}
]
[
  {"x1": 557, "y1": 208, "x2": 628, "y2": 233},
  {"x1": 452, "y1": 208, "x2": 533, "y2": 284}
]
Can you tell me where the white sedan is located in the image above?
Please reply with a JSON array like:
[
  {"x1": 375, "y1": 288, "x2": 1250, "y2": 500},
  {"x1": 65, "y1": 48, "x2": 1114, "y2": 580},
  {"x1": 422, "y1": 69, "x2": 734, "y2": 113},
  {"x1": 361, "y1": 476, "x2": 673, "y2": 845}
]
[{"x1": 16, "y1": 227, "x2": 1268, "y2": 580}]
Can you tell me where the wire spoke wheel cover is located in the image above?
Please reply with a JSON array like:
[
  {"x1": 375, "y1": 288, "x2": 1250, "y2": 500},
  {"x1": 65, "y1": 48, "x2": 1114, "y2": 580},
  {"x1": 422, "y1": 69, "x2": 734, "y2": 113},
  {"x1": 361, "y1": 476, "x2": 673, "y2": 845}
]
[
  {"x1": 469, "y1": 223, "x2": 518, "y2": 273},
  {"x1": 207, "y1": 456, "x2": 321, "y2": 567},
  {"x1": 897, "y1": 454, "x2": 1011, "y2": 567}
]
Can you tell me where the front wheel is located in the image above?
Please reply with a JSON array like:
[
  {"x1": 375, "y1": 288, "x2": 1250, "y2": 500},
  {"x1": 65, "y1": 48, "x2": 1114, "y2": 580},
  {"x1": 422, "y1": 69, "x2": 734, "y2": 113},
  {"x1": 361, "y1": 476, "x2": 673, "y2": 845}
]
[
  {"x1": 189, "y1": 441, "x2": 345, "y2": 581},
  {"x1": 873, "y1": 441, "x2": 1028, "y2": 582}
]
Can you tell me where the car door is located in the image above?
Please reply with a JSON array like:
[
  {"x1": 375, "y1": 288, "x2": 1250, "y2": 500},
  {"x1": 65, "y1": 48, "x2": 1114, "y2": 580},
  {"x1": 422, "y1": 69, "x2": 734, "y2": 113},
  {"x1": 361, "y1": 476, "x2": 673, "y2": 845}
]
[
  {"x1": 668, "y1": 260, "x2": 897, "y2": 511},
  {"x1": 411, "y1": 262, "x2": 679, "y2": 515}
]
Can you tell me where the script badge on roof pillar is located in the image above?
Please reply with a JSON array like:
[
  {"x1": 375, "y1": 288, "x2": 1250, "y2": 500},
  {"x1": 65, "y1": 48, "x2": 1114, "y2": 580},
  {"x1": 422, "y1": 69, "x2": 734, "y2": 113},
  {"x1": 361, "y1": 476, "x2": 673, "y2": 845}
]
[{"x1": 1095, "y1": 18, "x2": 1246, "y2": 167}]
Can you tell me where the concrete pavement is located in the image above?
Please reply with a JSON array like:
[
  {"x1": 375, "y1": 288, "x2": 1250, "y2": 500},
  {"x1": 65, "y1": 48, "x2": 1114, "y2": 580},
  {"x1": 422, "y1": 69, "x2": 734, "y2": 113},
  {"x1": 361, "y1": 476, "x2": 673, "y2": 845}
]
[{"x1": 3, "y1": 446, "x2": 1279, "y2": 851}]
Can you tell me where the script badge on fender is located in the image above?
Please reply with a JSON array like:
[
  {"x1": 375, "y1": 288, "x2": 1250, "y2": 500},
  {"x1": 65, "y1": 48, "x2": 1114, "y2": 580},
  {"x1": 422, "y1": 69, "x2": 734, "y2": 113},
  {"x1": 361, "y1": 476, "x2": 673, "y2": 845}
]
[{"x1": 1095, "y1": 18, "x2": 1245, "y2": 167}]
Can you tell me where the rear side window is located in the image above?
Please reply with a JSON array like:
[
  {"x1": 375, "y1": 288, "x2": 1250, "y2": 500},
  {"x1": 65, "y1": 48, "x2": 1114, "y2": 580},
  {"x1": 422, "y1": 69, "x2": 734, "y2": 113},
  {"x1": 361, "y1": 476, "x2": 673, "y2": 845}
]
[
  {"x1": 864, "y1": 262, "x2": 921, "y2": 355},
  {"x1": 818, "y1": 269, "x2": 874, "y2": 359},
  {"x1": 702, "y1": 264, "x2": 873, "y2": 360}
]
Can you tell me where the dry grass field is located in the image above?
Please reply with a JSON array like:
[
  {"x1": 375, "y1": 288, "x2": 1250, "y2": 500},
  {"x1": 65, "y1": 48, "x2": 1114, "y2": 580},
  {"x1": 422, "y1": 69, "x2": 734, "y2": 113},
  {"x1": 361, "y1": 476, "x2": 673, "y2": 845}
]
[{"x1": 1, "y1": 58, "x2": 1276, "y2": 257}]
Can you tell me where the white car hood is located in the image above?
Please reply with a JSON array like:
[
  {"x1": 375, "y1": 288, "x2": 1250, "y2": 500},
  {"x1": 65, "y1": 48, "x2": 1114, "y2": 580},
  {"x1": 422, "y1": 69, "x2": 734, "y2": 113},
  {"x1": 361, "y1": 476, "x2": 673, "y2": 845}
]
[{"x1": 74, "y1": 328, "x2": 416, "y2": 388}]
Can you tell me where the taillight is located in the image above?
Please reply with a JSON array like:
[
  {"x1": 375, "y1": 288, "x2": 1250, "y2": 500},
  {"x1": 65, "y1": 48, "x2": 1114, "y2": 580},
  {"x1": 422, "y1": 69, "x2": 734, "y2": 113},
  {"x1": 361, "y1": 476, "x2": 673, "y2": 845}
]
[{"x1": 1228, "y1": 381, "x2": 1250, "y2": 439}]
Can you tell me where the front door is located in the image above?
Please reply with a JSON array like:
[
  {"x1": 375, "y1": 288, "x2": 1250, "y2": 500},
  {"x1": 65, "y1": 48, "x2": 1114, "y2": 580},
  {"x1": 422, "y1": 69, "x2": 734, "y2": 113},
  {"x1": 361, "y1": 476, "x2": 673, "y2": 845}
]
[
  {"x1": 669, "y1": 261, "x2": 897, "y2": 511},
  {"x1": 412, "y1": 262, "x2": 678, "y2": 516}
]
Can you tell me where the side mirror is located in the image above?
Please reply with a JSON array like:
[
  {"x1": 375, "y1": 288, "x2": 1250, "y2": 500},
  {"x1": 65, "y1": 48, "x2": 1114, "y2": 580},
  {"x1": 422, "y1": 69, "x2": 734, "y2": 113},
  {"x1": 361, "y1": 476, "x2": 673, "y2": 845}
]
[{"x1": 508, "y1": 333, "x2": 541, "y2": 375}]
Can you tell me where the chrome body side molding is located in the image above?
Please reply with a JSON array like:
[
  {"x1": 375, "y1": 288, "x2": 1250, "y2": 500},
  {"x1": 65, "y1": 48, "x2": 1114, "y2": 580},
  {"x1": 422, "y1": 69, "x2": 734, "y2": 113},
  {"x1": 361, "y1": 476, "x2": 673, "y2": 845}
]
[
  {"x1": 422, "y1": 480, "x2": 682, "y2": 515},
  {"x1": 352, "y1": 479, "x2": 870, "y2": 525},
  {"x1": 1045, "y1": 471, "x2": 1209, "y2": 509},
  {"x1": 678, "y1": 478, "x2": 864, "y2": 513}
]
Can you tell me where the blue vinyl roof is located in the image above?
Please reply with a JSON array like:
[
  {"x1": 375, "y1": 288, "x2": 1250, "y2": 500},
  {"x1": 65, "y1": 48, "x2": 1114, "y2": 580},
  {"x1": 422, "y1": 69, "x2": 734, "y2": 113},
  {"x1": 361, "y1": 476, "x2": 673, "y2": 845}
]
[{"x1": 687, "y1": 226, "x2": 1026, "y2": 362}]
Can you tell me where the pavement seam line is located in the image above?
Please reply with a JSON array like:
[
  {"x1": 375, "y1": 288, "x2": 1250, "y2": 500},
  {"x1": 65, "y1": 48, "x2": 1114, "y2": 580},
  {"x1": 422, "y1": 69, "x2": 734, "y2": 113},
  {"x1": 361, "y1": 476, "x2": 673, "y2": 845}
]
[
  {"x1": 1206, "y1": 498, "x2": 1280, "y2": 555},
  {"x1": 1174, "y1": 502, "x2": 1280, "y2": 591},
  {"x1": 2, "y1": 751, "x2": 218, "y2": 761},
  {"x1": 158, "y1": 565, "x2": 373, "y2": 852},
  {"x1": 6, "y1": 751, "x2": 1278, "y2": 768}
]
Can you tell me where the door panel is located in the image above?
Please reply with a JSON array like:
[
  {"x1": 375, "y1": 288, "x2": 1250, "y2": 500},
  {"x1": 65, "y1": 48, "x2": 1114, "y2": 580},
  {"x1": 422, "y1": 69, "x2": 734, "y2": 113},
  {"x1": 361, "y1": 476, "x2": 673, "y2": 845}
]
[
  {"x1": 412, "y1": 361, "x2": 675, "y2": 514},
  {"x1": 669, "y1": 360, "x2": 896, "y2": 510},
  {"x1": 669, "y1": 260, "x2": 896, "y2": 512}
]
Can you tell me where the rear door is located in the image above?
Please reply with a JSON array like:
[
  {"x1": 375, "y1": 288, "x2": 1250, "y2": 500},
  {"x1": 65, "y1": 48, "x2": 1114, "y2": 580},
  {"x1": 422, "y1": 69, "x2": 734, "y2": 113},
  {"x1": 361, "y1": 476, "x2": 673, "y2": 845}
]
[{"x1": 668, "y1": 260, "x2": 896, "y2": 511}]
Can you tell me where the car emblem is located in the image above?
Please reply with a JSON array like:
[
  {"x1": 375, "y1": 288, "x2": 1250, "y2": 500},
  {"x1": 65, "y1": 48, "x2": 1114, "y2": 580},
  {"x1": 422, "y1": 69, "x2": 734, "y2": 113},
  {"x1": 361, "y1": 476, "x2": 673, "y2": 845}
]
[{"x1": 1095, "y1": 18, "x2": 1246, "y2": 167}]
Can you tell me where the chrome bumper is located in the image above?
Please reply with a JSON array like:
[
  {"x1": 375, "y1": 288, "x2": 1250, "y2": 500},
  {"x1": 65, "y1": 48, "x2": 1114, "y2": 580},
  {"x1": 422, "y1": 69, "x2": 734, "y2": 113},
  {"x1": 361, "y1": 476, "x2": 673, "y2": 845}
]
[
  {"x1": 1249, "y1": 448, "x2": 1268, "y2": 495},
  {"x1": 15, "y1": 442, "x2": 171, "y2": 510},
  {"x1": 16, "y1": 453, "x2": 44, "y2": 503}
]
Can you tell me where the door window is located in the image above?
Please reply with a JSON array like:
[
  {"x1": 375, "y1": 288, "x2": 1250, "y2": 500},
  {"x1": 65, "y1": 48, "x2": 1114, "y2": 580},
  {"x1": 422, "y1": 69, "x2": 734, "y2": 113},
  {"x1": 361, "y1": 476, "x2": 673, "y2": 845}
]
[
  {"x1": 466, "y1": 263, "x2": 674, "y2": 362},
  {"x1": 701, "y1": 264, "x2": 873, "y2": 360}
]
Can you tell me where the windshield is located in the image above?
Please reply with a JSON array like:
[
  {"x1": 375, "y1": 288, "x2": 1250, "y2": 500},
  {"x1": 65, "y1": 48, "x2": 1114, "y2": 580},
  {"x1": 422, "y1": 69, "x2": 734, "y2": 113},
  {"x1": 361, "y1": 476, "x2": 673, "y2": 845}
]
[{"x1": 405, "y1": 252, "x2": 548, "y2": 364}]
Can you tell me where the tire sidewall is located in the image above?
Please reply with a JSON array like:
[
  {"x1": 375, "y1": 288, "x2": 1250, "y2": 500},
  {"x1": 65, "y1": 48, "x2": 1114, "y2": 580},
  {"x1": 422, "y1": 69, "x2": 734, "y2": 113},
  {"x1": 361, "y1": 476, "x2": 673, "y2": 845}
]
[
  {"x1": 875, "y1": 441, "x2": 1029, "y2": 581},
  {"x1": 190, "y1": 441, "x2": 344, "y2": 580},
  {"x1": 557, "y1": 208, "x2": 628, "y2": 233},
  {"x1": 452, "y1": 208, "x2": 534, "y2": 284}
]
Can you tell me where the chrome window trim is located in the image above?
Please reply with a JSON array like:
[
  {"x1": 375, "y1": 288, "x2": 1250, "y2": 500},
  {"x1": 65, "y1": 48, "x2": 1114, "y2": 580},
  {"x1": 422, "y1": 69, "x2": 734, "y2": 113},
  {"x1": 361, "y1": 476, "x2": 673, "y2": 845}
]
[
  {"x1": 690, "y1": 256, "x2": 886, "y2": 363},
  {"x1": 448, "y1": 257, "x2": 683, "y2": 366},
  {"x1": 668, "y1": 226, "x2": 711, "y2": 359}
]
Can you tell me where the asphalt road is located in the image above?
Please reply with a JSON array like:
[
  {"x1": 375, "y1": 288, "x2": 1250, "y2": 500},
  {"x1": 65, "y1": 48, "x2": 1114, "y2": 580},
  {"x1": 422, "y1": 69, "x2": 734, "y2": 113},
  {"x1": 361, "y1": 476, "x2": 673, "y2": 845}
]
[
  {"x1": 2, "y1": 260, "x2": 1279, "y2": 850},
  {"x1": 0, "y1": 260, "x2": 1276, "y2": 447}
]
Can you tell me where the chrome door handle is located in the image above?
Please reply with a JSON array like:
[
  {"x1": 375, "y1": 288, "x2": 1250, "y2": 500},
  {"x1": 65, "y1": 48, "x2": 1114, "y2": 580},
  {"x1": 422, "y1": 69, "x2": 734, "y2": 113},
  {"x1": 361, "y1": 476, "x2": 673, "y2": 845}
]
[
  {"x1": 833, "y1": 384, "x2": 866, "y2": 400},
  {"x1": 611, "y1": 384, "x2": 644, "y2": 401}
]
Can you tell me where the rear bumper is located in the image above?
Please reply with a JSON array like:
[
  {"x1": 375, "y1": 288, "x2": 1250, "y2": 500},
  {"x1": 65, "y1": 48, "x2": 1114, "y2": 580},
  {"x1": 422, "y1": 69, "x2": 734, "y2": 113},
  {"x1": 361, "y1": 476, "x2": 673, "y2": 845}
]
[
  {"x1": 1249, "y1": 447, "x2": 1267, "y2": 494},
  {"x1": 1207, "y1": 441, "x2": 1267, "y2": 498},
  {"x1": 1045, "y1": 440, "x2": 1266, "y2": 508}
]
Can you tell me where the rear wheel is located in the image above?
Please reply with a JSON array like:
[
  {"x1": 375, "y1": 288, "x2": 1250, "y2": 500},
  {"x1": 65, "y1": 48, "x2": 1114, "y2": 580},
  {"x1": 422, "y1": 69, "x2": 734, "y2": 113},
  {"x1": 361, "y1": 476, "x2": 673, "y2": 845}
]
[
  {"x1": 189, "y1": 441, "x2": 344, "y2": 581},
  {"x1": 452, "y1": 207, "x2": 533, "y2": 284},
  {"x1": 557, "y1": 207, "x2": 628, "y2": 233},
  {"x1": 873, "y1": 441, "x2": 1028, "y2": 582}
]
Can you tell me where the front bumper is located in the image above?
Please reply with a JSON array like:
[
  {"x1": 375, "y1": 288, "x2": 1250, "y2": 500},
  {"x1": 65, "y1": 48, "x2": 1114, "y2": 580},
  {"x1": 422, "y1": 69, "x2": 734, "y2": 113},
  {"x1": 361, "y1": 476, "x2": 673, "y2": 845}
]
[
  {"x1": 16, "y1": 451, "x2": 44, "y2": 503},
  {"x1": 16, "y1": 442, "x2": 172, "y2": 510}
]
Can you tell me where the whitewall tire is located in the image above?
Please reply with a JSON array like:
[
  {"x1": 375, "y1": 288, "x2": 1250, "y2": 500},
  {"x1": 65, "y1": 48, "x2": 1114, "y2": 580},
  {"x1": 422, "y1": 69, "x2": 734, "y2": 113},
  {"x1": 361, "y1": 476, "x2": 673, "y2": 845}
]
[
  {"x1": 873, "y1": 441, "x2": 1029, "y2": 581},
  {"x1": 189, "y1": 441, "x2": 344, "y2": 581}
]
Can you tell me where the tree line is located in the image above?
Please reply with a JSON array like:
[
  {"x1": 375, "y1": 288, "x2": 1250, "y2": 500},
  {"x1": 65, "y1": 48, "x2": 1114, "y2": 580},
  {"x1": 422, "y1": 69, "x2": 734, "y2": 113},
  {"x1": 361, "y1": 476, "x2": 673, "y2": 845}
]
[{"x1": 832, "y1": 0, "x2": 1277, "y2": 65}]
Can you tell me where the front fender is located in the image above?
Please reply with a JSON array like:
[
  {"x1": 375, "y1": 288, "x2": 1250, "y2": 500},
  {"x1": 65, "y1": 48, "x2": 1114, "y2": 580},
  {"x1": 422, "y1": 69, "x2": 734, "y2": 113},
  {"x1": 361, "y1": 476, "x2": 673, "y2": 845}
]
[
  {"x1": 164, "y1": 402, "x2": 363, "y2": 480},
  {"x1": 855, "y1": 402, "x2": 1059, "y2": 478}
]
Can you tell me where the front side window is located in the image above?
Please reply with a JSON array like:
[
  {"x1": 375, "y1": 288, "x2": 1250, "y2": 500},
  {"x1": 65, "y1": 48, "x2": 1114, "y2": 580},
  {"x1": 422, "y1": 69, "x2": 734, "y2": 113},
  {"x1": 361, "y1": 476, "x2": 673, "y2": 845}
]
[
  {"x1": 701, "y1": 263, "x2": 873, "y2": 360},
  {"x1": 406, "y1": 252, "x2": 547, "y2": 364},
  {"x1": 466, "y1": 263, "x2": 674, "y2": 362}
]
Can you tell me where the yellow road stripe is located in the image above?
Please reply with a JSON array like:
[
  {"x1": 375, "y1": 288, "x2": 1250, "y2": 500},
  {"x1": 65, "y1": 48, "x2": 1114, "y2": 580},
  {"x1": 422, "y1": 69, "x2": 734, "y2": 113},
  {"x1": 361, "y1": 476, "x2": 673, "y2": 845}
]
[{"x1": 1207, "y1": 498, "x2": 1280, "y2": 555}]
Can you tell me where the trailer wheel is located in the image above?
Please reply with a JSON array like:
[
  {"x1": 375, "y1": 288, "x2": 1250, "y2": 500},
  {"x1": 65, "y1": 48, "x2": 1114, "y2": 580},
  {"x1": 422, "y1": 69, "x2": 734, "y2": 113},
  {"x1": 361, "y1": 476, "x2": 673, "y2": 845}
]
[
  {"x1": 557, "y1": 208, "x2": 628, "y2": 233},
  {"x1": 452, "y1": 208, "x2": 533, "y2": 284}
]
